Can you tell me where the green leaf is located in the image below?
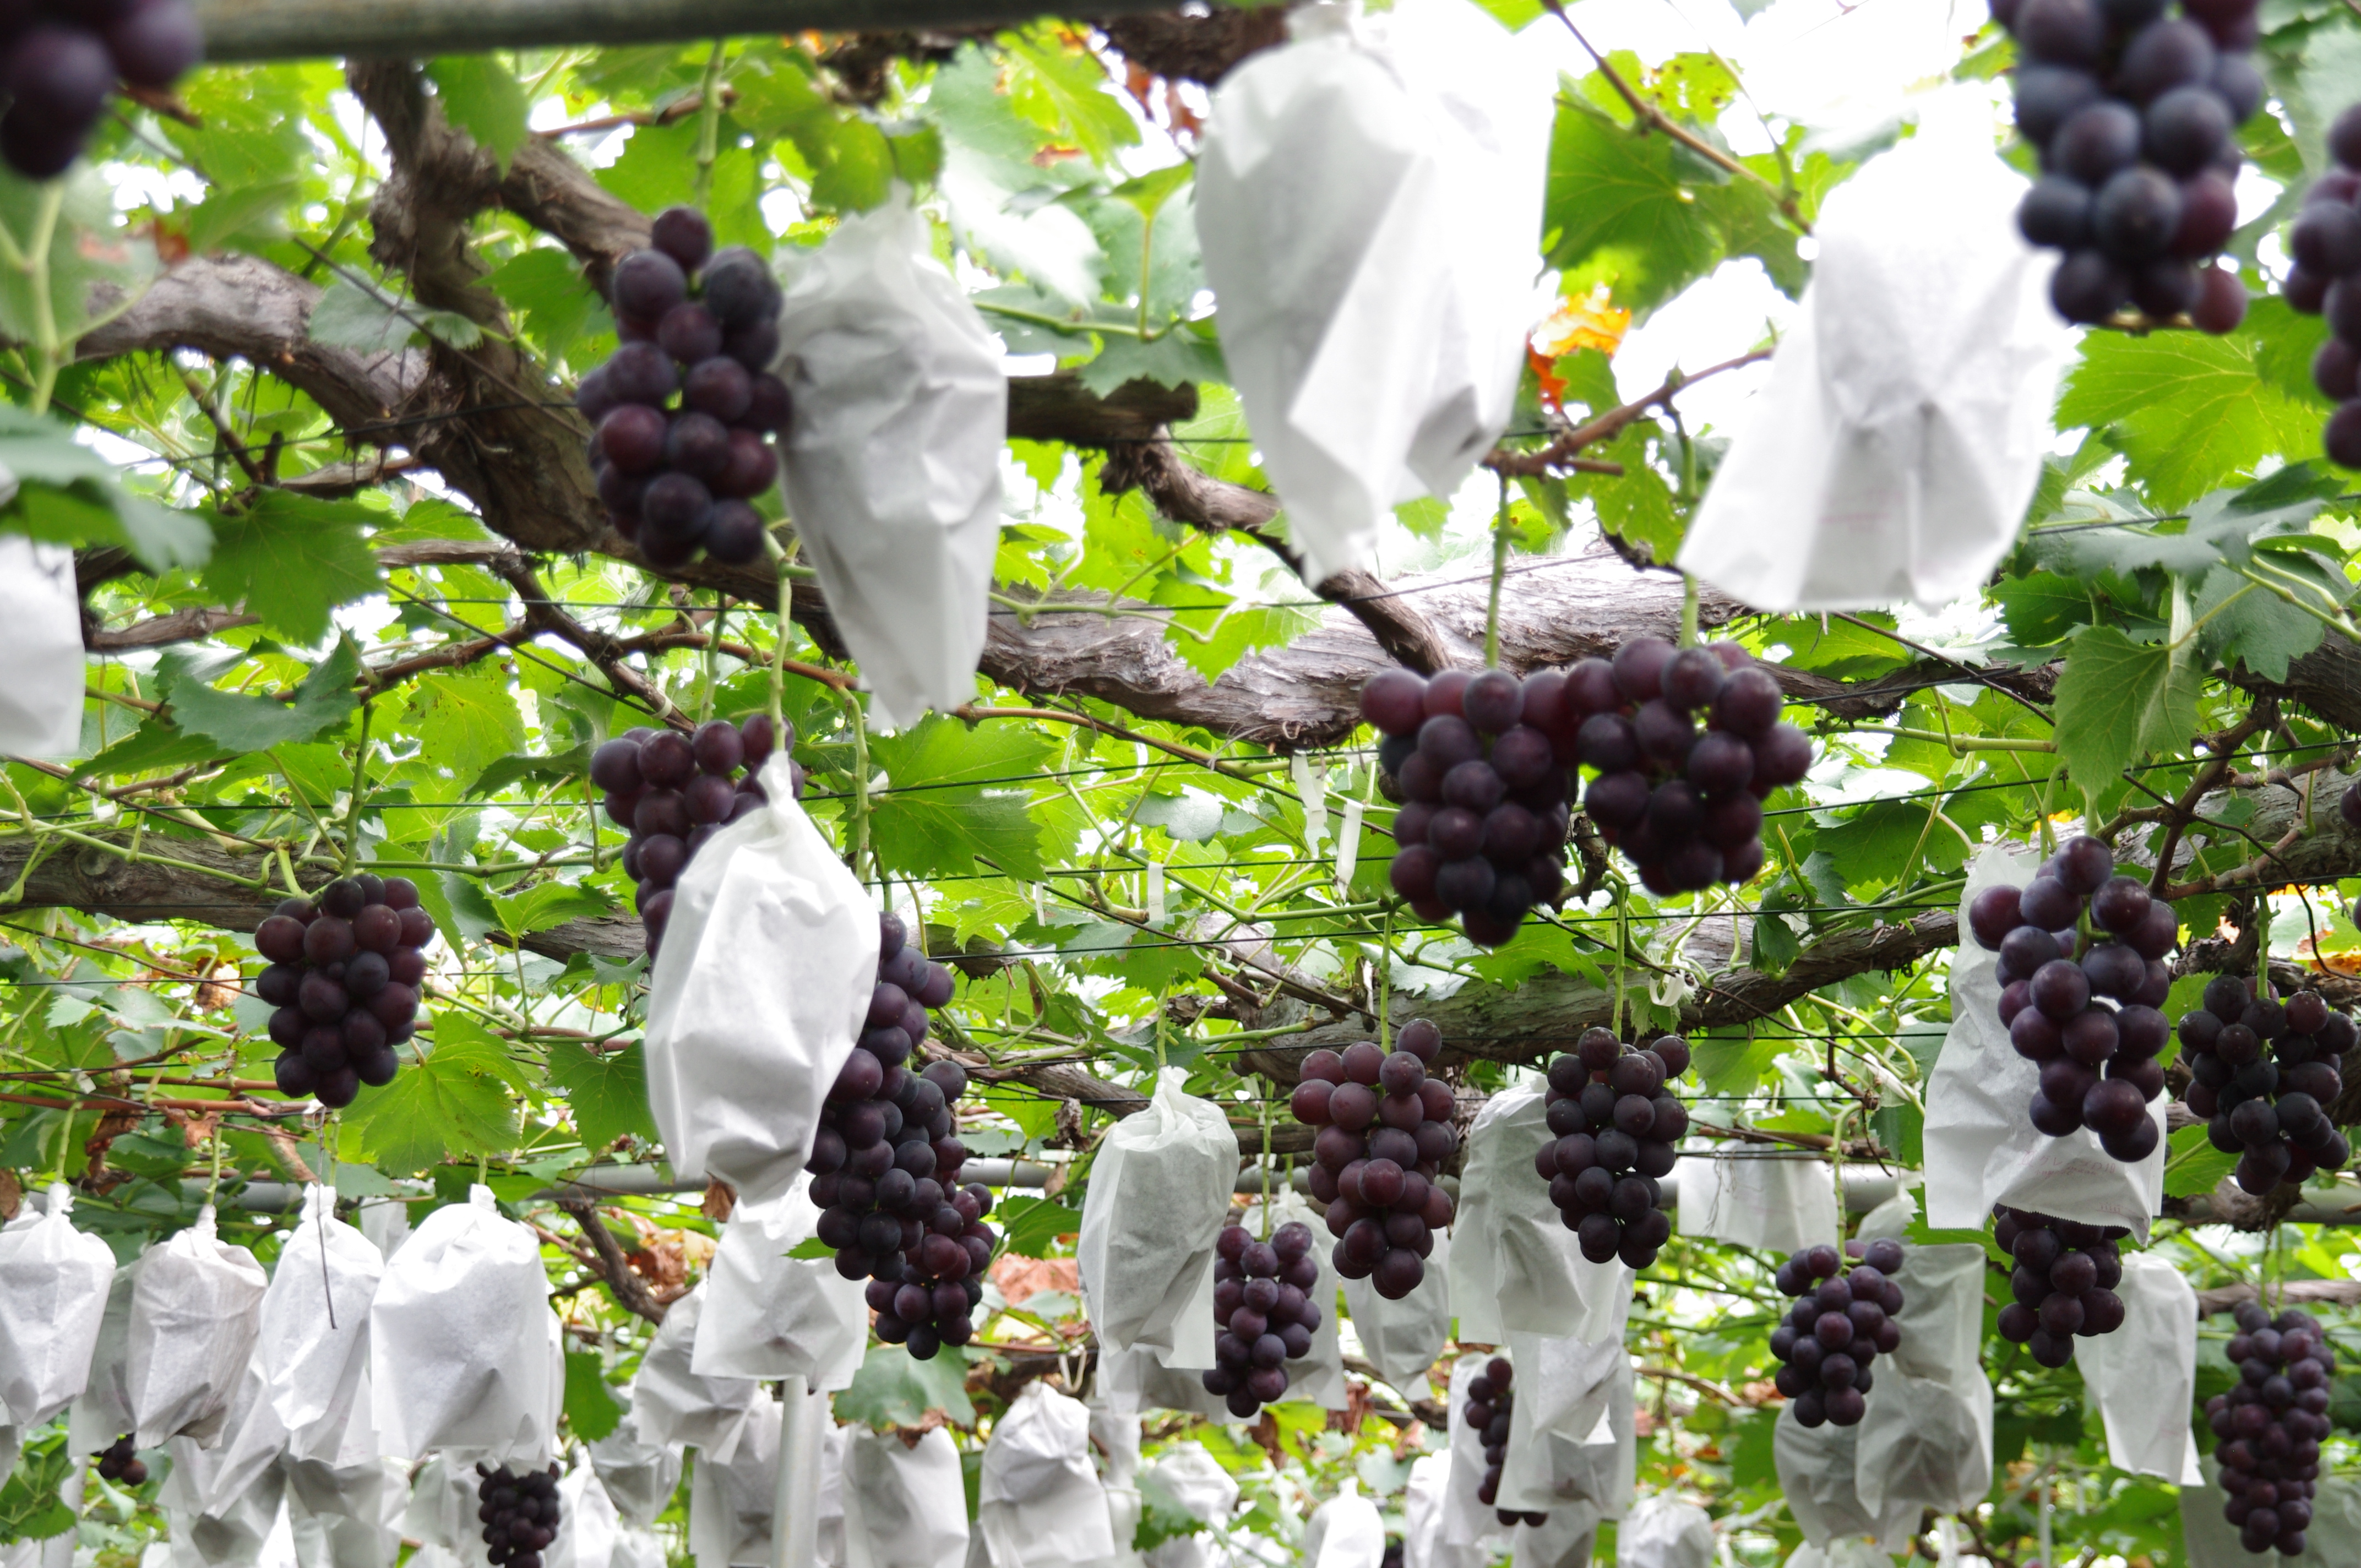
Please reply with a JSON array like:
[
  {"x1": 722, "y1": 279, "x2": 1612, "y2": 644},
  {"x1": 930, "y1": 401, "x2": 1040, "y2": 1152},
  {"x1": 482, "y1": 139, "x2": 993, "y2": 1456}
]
[
  {"x1": 787, "y1": 1237, "x2": 833, "y2": 1260},
  {"x1": 470, "y1": 742, "x2": 590, "y2": 799},
  {"x1": 483, "y1": 249, "x2": 610, "y2": 368},
  {"x1": 563, "y1": 1351, "x2": 625, "y2": 1441},
  {"x1": 546, "y1": 1042, "x2": 656, "y2": 1154},
  {"x1": 835, "y1": 1343, "x2": 976, "y2": 1429},
  {"x1": 2164, "y1": 1121, "x2": 2238, "y2": 1199},
  {"x1": 156, "y1": 641, "x2": 360, "y2": 754},
  {"x1": 993, "y1": 1193, "x2": 1082, "y2": 1257},
  {"x1": 2051, "y1": 625, "x2": 2196, "y2": 815},
  {"x1": 810, "y1": 118, "x2": 896, "y2": 215},
  {"x1": 404, "y1": 668, "x2": 527, "y2": 782},
  {"x1": 492, "y1": 881, "x2": 616, "y2": 937},
  {"x1": 0, "y1": 161, "x2": 159, "y2": 349},
  {"x1": 1993, "y1": 571, "x2": 2097, "y2": 646},
  {"x1": 1688, "y1": 1027, "x2": 1783, "y2": 1097},
  {"x1": 0, "y1": 405, "x2": 210, "y2": 570},
  {"x1": 201, "y1": 492, "x2": 384, "y2": 643},
  {"x1": 0, "y1": 1436, "x2": 74, "y2": 1544},
  {"x1": 871, "y1": 716, "x2": 1056, "y2": 880},
  {"x1": 1000, "y1": 29, "x2": 1139, "y2": 165},
  {"x1": 1074, "y1": 322, "x2": 1226, "y2": 397},
  {"x1": 342, "y1": 1011, "x2": 524, "y2": 1174},
  {"x1": 2193, "y1": 561, "x2": 2327, "y2": 682},
  {"x1": 1543, "y1": 96, "x2": 1724, "y2": 312},
  {"x1": 309, "y1": 277, "x2": 485, "y2": 355},
  {"x1": 429, "y1": 56, "x2": 533, "y2": 170},
  {"x1": 2056, "y1": 329, "x2": 2322, "y2": 509}
]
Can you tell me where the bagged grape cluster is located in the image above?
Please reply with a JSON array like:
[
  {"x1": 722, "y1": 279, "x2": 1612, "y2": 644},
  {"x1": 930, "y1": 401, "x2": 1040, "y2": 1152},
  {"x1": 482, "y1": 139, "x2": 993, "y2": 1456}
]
[
  {"x1": 2179, "y1": 973, "x2": 2352, "y2": 1194},
  {"x1": 1537, "y1": 1027, "x2": 1687, "y2": 1268},
  {"x1": 1996, "y1": 0, "x2": 2262, "y2": 329},
  {"x1": 1768, "y1": 1239, "x2": 1904, "y2": 1428},
  {"x1": 1967, "y1": 835, "x2": 2176, "y2": 1162},
  {"x1": 2205, "y1": 1303, "x2": 2334, "y2": 1556},
  {"x1": 0, "y1": 1, "x2": 203, "y2": 179},
  {"x1": 576, "y1": 208, "x2": 790, "y2": 568},
  {"x1": 1990, "y1": 1206, "x2": 2128, "y2": 1368},
  {"x1": 590, "y1": 715, "x2": 802, "y2": 954},
  {"x1": 255, "y1": 874, "x2": 435, "y2": 1110},
  {"x1": 474, "y1": 1462, "x2": 562, "y2": 1568},
  {"x1": 1462, "y1": 1358, "x2": 1544, "y2": 1526},
  {"x1": 1364, "y1": 667, "x2": 1575, "y2": 946},
  {"x1": 1291, "y1": 1018, "x2": 1458, "y2": 1298},
  {"x1": 1199, "y1": 1220, "x2": 1321, "y2": 1418},
  {"x1": 92, "y1": 1434, "x2": 145, "y2": 1488},
  {"x1": 806, "y1": 913, "x2": 985, "y2": 1360},
  {"x1": 2286, "y1": 107, "x2": 2361, "y2": 469}
]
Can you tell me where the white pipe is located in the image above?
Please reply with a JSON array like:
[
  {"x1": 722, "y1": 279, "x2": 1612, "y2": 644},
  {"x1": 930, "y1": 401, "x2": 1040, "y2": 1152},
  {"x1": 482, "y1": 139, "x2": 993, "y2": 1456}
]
[{"x1": 772, "y1": 1374, "x2": 824, "y2": 1568}]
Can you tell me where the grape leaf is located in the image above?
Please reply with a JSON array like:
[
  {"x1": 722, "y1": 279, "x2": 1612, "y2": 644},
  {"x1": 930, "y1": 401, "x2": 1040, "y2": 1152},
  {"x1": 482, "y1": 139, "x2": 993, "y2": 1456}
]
[
  {"x1": 201, "y1": 492, "x2": 384, "y2": 643},
  {"x1": 342, "y1": 1012, "x2": 525, "y2": 1174},
  {"x1": 546, "y1": 1041, "x2": 657, "y2": 1156},
  {"x1": 871, "y1": 716, "x2": 1056, "y2": 880},
  {"x1": 0, "y1": 406, "x2": 210, "y2": 570},
  {"x1": 155, "y1": 640, "x2": 361, "y2": 754},
  {"x1": 492, "y1": 881, "x2": 616, "y2": 938},
  {"x1": 835, "y1": 1343, "x2": 975, "y2": 1429},
  {"x1": 1543, "y1": 97, "x2": 1724, "y2": 312},
  {"x1": 309, "y1": 277, "x2": 485, "y2": 355},
  {"x1": 2164, "y1": 1122, "x2": 2238, "y2": 1199},
  {"x1": 428, "y1": 56, "x2": 531, "y2": 170},
  {"x1": 562, "y1": 1351, "x2": 625, "y2": 1441},
  {"x1": 2052, "y1": 624, "x2": 2199, "y2": 815},
  {"x1": 404, "y1": 668, "x2": 527, "y2": 782}
]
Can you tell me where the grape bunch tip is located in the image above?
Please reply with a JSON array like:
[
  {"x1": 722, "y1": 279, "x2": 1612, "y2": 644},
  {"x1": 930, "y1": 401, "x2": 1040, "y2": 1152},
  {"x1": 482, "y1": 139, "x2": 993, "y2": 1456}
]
[
  {"x1": 807, "y1": 912, "x2": 984, "y2": 1362},
  {"x1": 1463, "y1": 1358, "x2": 1545, "y2": 1526},
  {"x1": 93, "y1": 1434, "x2": 145, "y2": 1488},
  {"x1": 1201, "y1": 1218, "x2": 1322, "y2": 1419},
  {"x1": 2179, "y1": 973, "x2": 2351, "y2": 1194},
  {"x1": 2282, "y1": 108, "x2": 2361, "y2": 469},
  {"x1": 1768, "y1": 1239, "x2": 1904, "y2": 1427},
  {"x1": 1970, "y1": 834, "x2": 2175, "y2": 1162},
  {"x1": 1538, "y1": 1027, "x2": 1687, "y2": 1270},
  {"x1": 1995, "y1": 0, "x2": 2264, "y2": 330},
  {"x1": 475, "y1": 1462, "x2": 562, "y2": 1568},
  {"x1": 591, "y1": 714, "x2": 799, "y2": 954},
  {"x1": 578, "y1": 206, "x2": 790, "y2": 569},
  {"x1": 2206, "y1": 1303, "x2": 2333, "y2": 1555},
  {"x1": 1293, "y1": 1017, "x2": 1457, "y2": 1300},
  {"x1": 1992, "y1": 1206, "x2": 2129, "y2": 1368},
  {"x1": 255, "y1": 872, "x2": 435, "y2": 1110}
]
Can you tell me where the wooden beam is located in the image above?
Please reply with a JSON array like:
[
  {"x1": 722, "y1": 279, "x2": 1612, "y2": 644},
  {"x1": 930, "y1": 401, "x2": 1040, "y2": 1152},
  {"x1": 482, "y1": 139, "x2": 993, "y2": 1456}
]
[{"x1": 191, "y1": 0, "x2": 1182, "y2": 59}]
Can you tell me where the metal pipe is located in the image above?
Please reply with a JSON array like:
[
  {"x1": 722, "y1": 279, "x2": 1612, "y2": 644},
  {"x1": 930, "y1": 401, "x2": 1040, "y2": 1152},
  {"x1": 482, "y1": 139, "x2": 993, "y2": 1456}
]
[
  {"x1": 771, "y1": 1374, "x2": 824, "y2": 1568},
  {"x1": 189, "y1": 0, "x2": 1186, "y2": 61}
]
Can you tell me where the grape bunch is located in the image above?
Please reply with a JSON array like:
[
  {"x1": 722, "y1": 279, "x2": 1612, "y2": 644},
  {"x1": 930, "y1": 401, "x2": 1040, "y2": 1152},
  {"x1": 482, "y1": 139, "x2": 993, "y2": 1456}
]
[
  {"x1": 590, "y1": 715, "x2": 801, "y2": 954},
  {"x1": 1363, "y1": 667, "x2": 1575, "y2": 946},
  {"x1": 1767, "y1": 1239, "x2": 1905, "y2": 1428},
  {"x1": 1995, "y1": 0, "x2": 2261, "y2": 329},
  {"x1": 255, "y1": 874, "x2": 435, "y2": 1110},
  {"x1": 1990, "y1": 1207, "x2": 2128, "y2": 1368},
  {"x1": 1199, "y1": 1221, "x2": 1321, "y2": 1419},
  {"x1": 806, "y1": 913, "x2": 984, "y2": 1361},
  {"x1": 1967, "y1": 835, "x2": 2176, "y2": 1163},
  {"x1": 2205, "y1": 1302, "x2": 2334, "y2": 1556},
  {"x1": 1537, "y1": 1028, "x2": 1688, "y2": 1270},
  {"x1": 474, "y1": 1463, "x2": 562, "y2": 1568},
  {"x1": 0, "y1": 1, "x2": 203, "y2": 179},
  {"x1": 1462, "y1": 1358, "x2": 1545, "y2": 1526},
  {"x1": 1291, "y1": 1019, "x2": 1459, "y2": 1299},
  {"x1": 2180, "y1": 973, "x2": 2352, "y2": 1194},
  {"x1": 575, "y1": 208, "x2": 790, "y2": 569},
  {"x1": 2288, "y1": 107, "x2": 2361, "y2": 469},
  {"x1": 92, "y1": 1435, "x2": 145, "y2": 1488}
]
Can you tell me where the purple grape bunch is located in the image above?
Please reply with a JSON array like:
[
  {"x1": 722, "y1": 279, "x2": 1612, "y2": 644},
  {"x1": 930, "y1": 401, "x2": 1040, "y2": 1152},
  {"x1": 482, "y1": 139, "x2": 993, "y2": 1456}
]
[
  {"x1": 1995, "y1": 0, "x2": 2260, "y2": 330},
  {"x1": 806, "y1": 913, "x2": 984, "y2": 1361},
  {"x1": 0, "y1": 1, "x2": 202, "y2": 179},
  {"x1": 1990, "y1": 1206, "x2": 2128, "y2": 1368},
  {"x1": 474, "y1": 1463, "x2": 561, "y2": 1568},
  {"x1": 576, "y1": 207, "x2": 790, "y2": 568},
  {"x1": 1768, "y1": 1239, "x2": 1905, "y2": 1428},
  {"x1": 255, "y1": 874, "x2": 435, "y2": 1110},
  {"x1": 1291, "y1": 1019, "x2": 1459, "y2": 1299},
  {"x1": 2290, "y1": 108, "x2": 2361, "y2": 469},
  {"x1": 1968, "y1": 835, "x2": 2177, "y2": 1163},
  {"x1": 1538, "y1": 1027, "x2": 1688, "y2": 1270},
  {"x1": 2206, "y1": 1303, "x2": 2335, "y2": 1556},
  {"x1": 92, "y1": 1435, "x2": 145, "y2": 1488},
  {"x1": 1462, "y1": 1358, "x2": 1544, "y2": 1525},
  {"x1": 1200, "y1": 1220, "x2": 1321, "y2": 1419},
  {"x1": 591, "y1": 715, "x2": 801, "y2": 954},
  {"x1": 2180, "y1": 974, "x2": 2352, "y2": 1194}
]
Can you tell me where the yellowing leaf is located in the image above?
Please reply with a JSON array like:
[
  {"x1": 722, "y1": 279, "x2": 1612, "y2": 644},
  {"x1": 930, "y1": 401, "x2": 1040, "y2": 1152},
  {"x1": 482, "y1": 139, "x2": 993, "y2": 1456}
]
[{"x1": 1532, "y1": 284, "x2": 1631, "y2": 360}]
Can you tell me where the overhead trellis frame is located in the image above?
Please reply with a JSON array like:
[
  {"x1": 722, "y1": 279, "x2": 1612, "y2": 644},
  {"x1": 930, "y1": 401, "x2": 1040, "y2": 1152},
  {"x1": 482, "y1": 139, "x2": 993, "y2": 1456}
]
[{"x1": 189, "y1": 0, "x2": 1185, "y2": 59}]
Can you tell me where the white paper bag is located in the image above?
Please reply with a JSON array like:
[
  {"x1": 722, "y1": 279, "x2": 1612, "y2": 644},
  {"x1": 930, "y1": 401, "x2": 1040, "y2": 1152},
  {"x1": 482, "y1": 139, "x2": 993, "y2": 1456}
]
[
  {"x1": 0, "y1": 533, "x2": 85, "y2": 758},
  {"x1": 841, "y1": 1427, "x2": 970, "y2": 1568},
  {"x1": 1140, "y1": 1442, "x2": 1238, "y2": 1537},
  {"x1": 587, "y1": 1400, "x2": 684, "y2": 1526},
  {"x1": 1513, "y1": 1513, "x2": 1600, "y2": 1568},
  {"x1": 693, "y1": 1176, "x2": 867, "y2": 1389},
  {"x1": 628, "y1": 1286, "x2": 760, "y2": 1461},
  {"x1": 1617, "y1": 1496, "x2": 1714, "y2": 1568},
  {"x1": 183, "y1": 1351, "x2": 289, "y2": 1520},
  {"x1": 1853, "y1": 1244, "x2": 1993, "y2": 1521},
  {"x1": 1451, "y1": 1085, "x2": 1632, "y2": 1342},
  {"x1": 1076, "y1": 1070, "x2": 1235, "y2": 1368},
  {"x1": 689, "y1": 1392, "x2": 780, "y2": 1567},
  {"x1": 128, "y1": 1206, "x2": 268, "y2": 1449},
  {"x1": 1678, "y1": 1157, "x2": 1838, "y2": 1254},
  {"x1": 2182, "y1": 1459, "x2": 2361, "y2": 1566},
  {"x1": 817, "y1": 1424, "x2": 850, "y2": 1567},
  {"x1": 281, "y1": 1456, "x2": 405, "y2": 1568},
  {"x1": 1438, "y1": 1355, "x2": 1509, "y2": 1559},
  {"x1": 977, "y1": 1381, "x2": 1117, "y2": 1566},
  {"x1": 368, "y1": 1184, "x2": 561, "y2": 1463},
  {"x1": 1087, "y1": 1403, "x2": 1145, "y2": 1567},
  {"x1": 2077, "y1": 1251, "x2": 2197, "y2": 1480},
  {"x1": 258, "y1": 1186, "x2": 382, "y2": 1461},
  {"x1": 69, "y1": 1260, "x2": 139, "y2": 1452},
  {"x1": 1402, "y1": 1451, "x2": 1479, "y2": 1568},
  {"x1": 1772, "y1": 1407, "x2": 1914, "y2": 1551},
  {"x1": 1781, "y1": 1544, "x2": 1897, "y2": 1568},
  {"x1": 537, "y1": 1465, "x2": 620, "y2": 1568},
  {"x1": 1194, "y1": 0, "x2": 1549, "y2": 585},
  {"x1": 1342, "y1": 1226, "x2": 1452, "y2": 1395},
  {"x1": 1498, "y1": 1348, "x2": 1633, "y2": 1527},
  {"x1": 1241, "y1": 1190, "x2": 1347, "y2": 1411},
  {"x1": 0, "y1": 1184, "x2": 117, "y2": 1440},
  {"x1": 159, "y1": 1450, "x2": 286, "y2": 1568},
  {"x1": 398, "y1": 1455, "x2": 483, "y2": 1566},
  {"x1": 1097, "y1": 1344, "x2": 1236, "y2": 1424},
  {"x1": 775, "y1": 194, "x2": 1003, "y2": 728},
  {"x1": 1924, "y1": 845, "x2": 2164, "y2": 1238},
  {"x1": 1677, "y1": 104, "x2": 2074, "y2": 613},
  {"x1": 611, "y1": 1528, "x2": 668, "y2": 1568},
  {"x1": 646, "y1": 754, "x2": 878, "y2": 1204},
  {"x1": 1302, "y1": 1482, "x2": 1385, "y2": 1568}
]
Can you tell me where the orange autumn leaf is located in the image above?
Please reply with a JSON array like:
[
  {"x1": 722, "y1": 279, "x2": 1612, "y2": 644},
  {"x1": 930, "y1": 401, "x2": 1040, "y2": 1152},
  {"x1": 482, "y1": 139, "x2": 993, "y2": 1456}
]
[{"x1": 1528, "y1": 285, "x2": 1630, "y2": 410}]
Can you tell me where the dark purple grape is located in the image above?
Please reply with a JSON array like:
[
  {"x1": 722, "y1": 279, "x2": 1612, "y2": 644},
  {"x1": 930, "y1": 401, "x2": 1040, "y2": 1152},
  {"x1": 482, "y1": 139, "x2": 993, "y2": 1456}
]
[
  {"x1": 658, "y1": 303, "x2": 723, "y2": 366},
  {"x1": 2143, "y1": 86, "x2": 2231, "y2": 177},
  {"x1": 604, "y1": 341, "x2": 680, "y2": 406},
  {"x1": 650, "y1": 206, "x2": 714, "y2": 271},
  {"x1": 613, "y1": 249, "x2": 689, "y2": 322},
  {"x1": 108, "y1": 0, "x2": 203, "y2": 90},
  {"x1": 2117, "y1": 18, "x2": 2216, "y2": 102},
  {"x1": 600, "y1": 404, "x2": 668, "y2": 473},
  {"x1": 2190, "y1": 264, "x2": 2246, "y2": 334},
  {"x1": 640, "y1": 473, "x2": 711, "y2": 543},
  {"x1": 746, "y1": 373, "x2": 792, "y2": 432},
  {"x1": 2020, "y1": 177, "x2": 2094, "y2": 248},
  {"x1": 683, "y1": 356, "x2": 754, "y2": 423},
  {"x1": 702, "y1": 248, "x2": 778, "y2": 328}
]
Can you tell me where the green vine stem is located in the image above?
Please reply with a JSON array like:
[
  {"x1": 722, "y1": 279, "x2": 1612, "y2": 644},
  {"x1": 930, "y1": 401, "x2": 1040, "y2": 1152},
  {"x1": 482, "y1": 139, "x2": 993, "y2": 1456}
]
[
  {"x1": 837, "y1": 686, "x2": 873, "y2": 880},
  {"x1": 763, "y1": 529, "x2": 793, "y2": 730},
  {"x1": 339, "y1": 701, "x2": 373, "y2": 875},
  {"x1": 1679, "y1": 571, "x2": 1699, "y2": 650},
  {"x1": 1485, "y1": 473, "x2": 1511, "y2": 668},
  {"x1": 691, "y1": 40, "x2": 728, "y2": 210}
]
